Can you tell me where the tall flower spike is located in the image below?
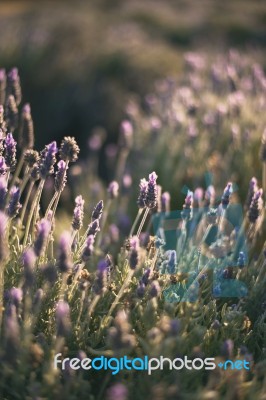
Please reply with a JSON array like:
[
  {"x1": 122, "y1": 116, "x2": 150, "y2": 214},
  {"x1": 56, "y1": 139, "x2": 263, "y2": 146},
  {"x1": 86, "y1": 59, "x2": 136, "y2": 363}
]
[
  {"x1": 24, "y1": 149, "x2": 39, "y2": 168},
  {"x1": 221, "y1": 182, "x2": 233, "y2": 209},
  {"x1": 39, "y1": 141, "x2": 58, "y2": 180},
  {"x1": 82, "y1": 235, "x2": 94, "y2": 262},
  {"x1": 22, "y1": 248, "x2": 36, "y2": 287},
  {"x1": 34, "y1": 219, "x2": 51, "y2": 257},
  {"x1": 248, "y1": 188, "x2": 263, "y2": 223},
  {"x1": 0, "y1": 177, "x2": 7, "y2": 210},
  {"x1": 246, "y1": 177, "x2": 258, "y2": 209},
  {"x1": 93, "y1": 259, "x2": 108, "y2": 295},
  {"x1": 87, "y1": 219, "x2": 100, "y2": 237},
  {"x1": 91, "y1": 200, "x2": 104, "y2": 221},
  {"x1": 129, "y1": 236, "x2": 139, "y2": 270},
  {"x1": 18, "y1": 104, "x2": 34, "y2": 150},
  {"x1": 57, "y1": 232, "x2": 73, "y2": 273},
  {"x1": 55, "y1": 301, "x2": 71, "y2": 337},
  {"x1": 7, "y1": 68, "x2": 21, "y2": 106},
  {"x1": 205, "y1": 185, "x2": 216, "y2": 207},
  {"x1": 161, "y1": 191, "x2": 171, "y2": 212},
  {"x1": 4, "y1": 133, "x2": 17, "y2": 171},
  {"x1": 119, "y1": 120, "x2": 133, "y2": 149},
  {"x1": 54, "y1": 160, "x2": 68, "y2": 192},
  {"x1": 6, "y1": 95, "x2": 18, "y2": 133},
  {"x1": 72, "y1": 195, "x2": 85, "y2": 231},
  {"x1": 59, "y1": 136, "x2": 80, "y2": 162},
  {"x1": 7, "y1": 187, "x2": 21, "y2": 218},
  {"x1": 137, "y1": 178, "x2": 148, "y2": 209},
  {"x1": 145, "y1": 172, "x2": 158, "y2": 209}
]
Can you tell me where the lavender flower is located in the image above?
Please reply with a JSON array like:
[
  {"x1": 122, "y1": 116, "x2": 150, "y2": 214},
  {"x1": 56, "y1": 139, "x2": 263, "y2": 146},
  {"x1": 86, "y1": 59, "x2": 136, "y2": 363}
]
[
  {"x1": 6, "y1": 95, "x2": 18, "y2": 132},
  {"x1": 34, "y1": 219, "x2": 51, "y2": 257},
  {"x1": 72, "y1": 195, "x2": 84, "y2": 231},
  {"x1": 9, "y1": 287, "x2": 23, "y2": 308},
  {"x1": 221, "y1": 182, "x2": 233, "y2": 209},
  {"x1": 108, "y1": 181, "x2": 119, "y2": 199},
  {"x1": 237, "y1": 251, "x2": 246, "y2": 269},
  {"x1": 18, "y1": 104, "x2": 34, "y2": 149},
  {"x1": 129, "y1": 236, "x2": 139, "y2": 270},
  {"x1": 161, "y1": 191, "x2": 171, "y2": 212},
  {"x1": 3, "y1": 305, "x2": 20, "y2": 364},
  {"x1": 82, "y1": 235, "x2": 94, "y2": 262},
  {"x1": 57, "y1": 232, "x2": 73, "y2": 273},
  {"x1": 59, "y1": 136, "x2": 80, "y2": 162},
  {"x1": 24, "y1": 149, "x2": 39, "y2": 168},
  {"x1": 4, "y1": 132, "x2": 17, "y2": 171},
  {"x1": 141, "y1": 268, "x2": 151, "y2": 285},
  {"x1": 39, "y1": 141, "x2": 58, "y2": 180},
  {"x1": 145, "y1": 172, "x2": 158, "y2": 209},
  {"x1": 91, "y1": 200, "x2": 104, "y2": 221},
  {"x1": 7, "y1": 187, "x2": 21, "y2": 218},
  {"x1": 93, "y1": 259, "x2": 108, "y2": 294},
  {"x1": 30, "y1": 162, "x2": 40, "y2": 181},
  {"x1": 55, "y1": 301, "x2": 71, "y2": 337},
  {"x1": 150, "y1": 280, "x2": 161, "y2": 298},
  {"x1": 221, "y1": 339, "x2": 234, "y2": 358},
  {"x1": 87, "y1": 219, "x2": 100, "y2": 237},
  {"x1": 248, "y1": 189, "x2": 263, "y2": 223},
  {"x1": 7, "y1": 68, "x2": 21, "y2": 106},
  {"x1": 205, "y1": 185, "x2": 216, "y2": 207},
  {"x1": 137, "y1": 178, "x2": 148, "y2": 209},
  {"x1": 181, "y1": 190, "x2": 193, "y2": 220},
  {"x1": 54, "y1": 160, "x2": 68, "y2": 192},
  {"x1": 0, "y1": 177, "x2": 7, "y2": 210},
  {"x1": 22, "y1": 248, "x2": 37, "y2": 287},
  {"x1": 246, "y1": 177, "x2": 258, "y2": 209},
  {"x1": 0, "y1": 156, "x2": 7, "y2": 176},
  {"x1": 136, "y1": 282, "x2": 146, "y2": 298}
]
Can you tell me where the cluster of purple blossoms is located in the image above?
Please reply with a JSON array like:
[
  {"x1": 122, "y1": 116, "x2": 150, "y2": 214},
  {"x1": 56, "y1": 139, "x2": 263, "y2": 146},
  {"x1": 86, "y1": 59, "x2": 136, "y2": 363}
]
[
  {"x1": 91, "y1": 200, "x2": 104, "y2": 221},
  {"x1": 57, "y1": 232, "x2": 73, "y2": 274},
  {"x1": 248, "y1": 188, "x2": 263, "y2": 223},
  {"x1": 4, "y1": 133, "x2": 17, "y2": 171},
  {"x1": 221, "y1": 182, "x2": 233, "y2": 209},
  {"x1": 34, "y1": 218, "x2": 51, "y2": 257},
  {"x1": 19, "y1": 104, "x2": 34, "y2": 150},
  {"x1": 55, "y1": 301, "x2": 71, "y2": 337},
  {"x1": 137, "y1": 171, "x2": 158, "y2": 209},
  {"x1": 7, "y1": 187, "x2": 21, "y2": 218},
  {"x1": 128, "y1": 236, "x2": 139, "y2": 270},
  {"x1": 93, "y1": 258, "x2": 109, "y2": 294},
  {"x1": 181, "y1": 190, "x2": 194, "y2": 220},
  {"x1": 72, "y1": 195, "x2": 85, "y2": 231},
  {"x1": 54, "y1": 160, "x2": 68, "y2": 192},
  {"x1": 39, "y1": 141, "x2": 58, "y2": 180},
  {"x1": 82, "y1": 235, "x2": 94, "y2": 262}
]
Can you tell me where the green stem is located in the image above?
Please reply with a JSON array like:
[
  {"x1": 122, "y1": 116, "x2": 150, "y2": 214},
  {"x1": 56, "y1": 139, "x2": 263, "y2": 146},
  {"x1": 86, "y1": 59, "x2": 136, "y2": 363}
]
[
  {"x1": 129, "y1": 208, "x2": 143, "y2": 237},
  {"x1": 9, "y1": 152, "x2": 24, "y2": 190},
  {"x1": 136, "y1": 207, "x2": 150, "y2": 237},
  {"x1": 19, "y1": 180, "x2": 35, "y2": 227},
  {"x1": 95, "y1": 198, "x2": 112, "y2": 249},
  {"x1": 23, "y1": 179, "x2": 44, "y2": 246}
]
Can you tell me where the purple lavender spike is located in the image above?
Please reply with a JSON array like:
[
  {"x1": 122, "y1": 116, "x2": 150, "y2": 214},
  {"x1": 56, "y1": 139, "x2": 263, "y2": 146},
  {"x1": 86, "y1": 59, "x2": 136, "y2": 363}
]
[
  {"x1": 137, "y1": 178, "x2": 148, "y2": 209},
  {"x1": 4, "y1": 133, "x2": 17, "y2": 171},
  {"x1": 57, "y1": 232, "x2": 73, "y2": 273},
  {"x1": 55, "y1": 301, "x2": 71, "y2": 337},
  {"x1": 34, "y1": 219, "x2": 51, "y2": 257},
  {"x1": 7, "y1": 186, "x2": 21, "y2": 218},
  {"x1": 72, "y1": 195, "x2": 85, "y2": 231}
]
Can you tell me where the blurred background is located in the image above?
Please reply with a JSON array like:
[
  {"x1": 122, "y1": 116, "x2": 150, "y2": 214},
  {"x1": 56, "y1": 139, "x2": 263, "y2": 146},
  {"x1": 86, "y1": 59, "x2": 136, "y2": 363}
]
[{"x1": 0, "y1": 0, "x2": 265, "y2": 162}]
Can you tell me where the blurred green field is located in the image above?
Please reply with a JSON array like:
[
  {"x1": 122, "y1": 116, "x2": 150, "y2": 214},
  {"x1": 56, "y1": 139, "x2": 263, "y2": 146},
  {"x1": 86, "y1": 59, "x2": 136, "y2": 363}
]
[{"x1": 0, "y1": 0, "x2": 265, "y2": 155}]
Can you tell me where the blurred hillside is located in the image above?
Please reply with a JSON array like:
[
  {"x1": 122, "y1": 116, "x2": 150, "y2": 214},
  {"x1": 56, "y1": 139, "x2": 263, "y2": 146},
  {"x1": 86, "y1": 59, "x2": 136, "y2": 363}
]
[{"x1": 0, "y1": 0, "x2": 265, "y2": 155}]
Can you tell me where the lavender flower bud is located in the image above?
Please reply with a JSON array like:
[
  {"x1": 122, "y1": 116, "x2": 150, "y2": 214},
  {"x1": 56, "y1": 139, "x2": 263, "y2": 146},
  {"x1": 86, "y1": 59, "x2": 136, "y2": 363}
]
[
  {"x1": 221, "y1": 182, "x2": 233, "y2": 209},
  {"x1": 145, "y1": 172, "x2": 158, "y2": 209},
  {"x1": 181, "y1": 190, "x2": 193, "y2": 220},
  {"x1": 91, "y1": 200, "x2": 104, "y2": 221},
  {"x1": 150, "y1": 280, "x2": 161, "y2": 298},
  {"x1": 246, "y1": 177, "x2": 258, "y2": 209},
  {"x1": 119, "y1": 120, "x2": 133, "y2": 149},
  {"x1": 55, "y1": 301, "x2": 71, "y2": 337},
  {"x1": 137, "y1": 178, "x2": 148, "y2": 209},
  {"x1": 0, "y1": 156, "x2": 7, "y2": 176},
  {"x1": 0, "y1": 68, "x2": 6, "y2": 106},
  {"x1": 4, "y1": 132, "x2": 17, "y2": 171},
  {"x1": 93, "y1": 259, "x2": 108, "y2": 294},
  {"x1": 54, "y1": 160, "x2": 68, "y2": 192},
  {"x1": 87, "y1": 219, "x2": 100, "y2": 237},
  {"x1": 108, "y1": 181, "x2": 119, "y2": 199},
  {"x1": 34, "y1": 218, "x2": 51, "y2": 257},
  {"x1": 161, "y1": 191, "x2": 171, "y2": 212},
  {"x1": 39, "y1": 141, "x2": 58, "y2": 180},
  {"x1": 109, "y1": 224, "x2": 120, "y2": 243},
  {"x1": 7, "y1": 186, "x2": 21, "y2": 218},
  {"x1": 18, "y1": 104, "x2": 34, "y2": 149},
  {"x1": 7, "y1": 68, "x2": 21, "y2": 106},
  {"x1": 6, "y1": 95, "x2": 18, "y2": 132},
  {"x1": 72, "y1": 195, "x2": 84, "y2": 231},
  {"x1": 57, "y1": 232, "x2": 73, "y2": 273},
  {"x1": 141, "y1": 268, "x2": 151, "y2": 285},
  {"x1": 59, "y1": 136, "x2": 80, "y2": 162},
  {"x1": 82, "y1": 235, "x2": 94, "y2": 262},
  {"x1": 3, "y1": 304, "x2": 20, "y2": 364},
  {"x1": 30, "y1": 162, "x2": 40, "y2": 181},
  {"x1": 9, "y1": 287, "x2": 23, "y2": 308},
  {"x1": 136, "y1": 282, "x2": 146, "y2": 298},
  {"x1": 248, "y1": 189, "x2": 263, "y2": 223},
  {"x1": 107, "y1": 383, "x2": 128, "y2": 400},
  {"x1": 0, "y1": 211, "x2": 8, "y2": 261},
  {"x1": 0, "y1": 177, "x2": 7, "y2": 210},
  {"x1": 129, "y1": 236, "x2": 139, "y2": 270},
  {"x1": 22, "y1": 248, "x2": 36, "y2": 287},
  {"x1": 24, "y1": 149, "x2": 39, "y2": 168}
]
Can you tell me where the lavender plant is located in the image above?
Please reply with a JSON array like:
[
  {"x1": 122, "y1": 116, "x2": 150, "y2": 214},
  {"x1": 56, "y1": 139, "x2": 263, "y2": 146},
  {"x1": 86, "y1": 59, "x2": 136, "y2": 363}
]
[{"x1": 0, "y1": 53, "x2": 265, "y2": 400}]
